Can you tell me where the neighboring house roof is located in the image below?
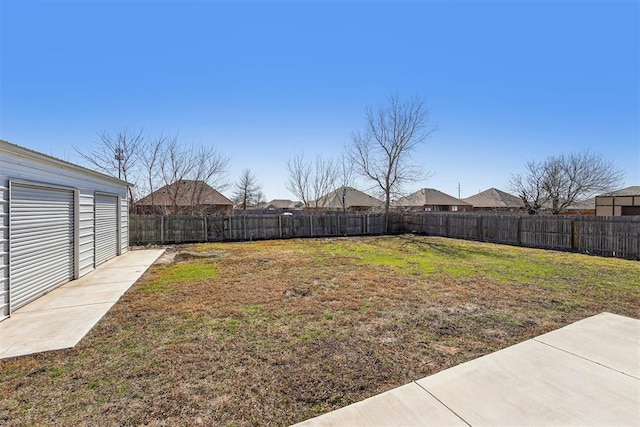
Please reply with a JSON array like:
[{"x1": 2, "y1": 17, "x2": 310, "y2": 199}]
[
  {"x1": 315, "y1": 187, "x2": 383, "y2": 209},
  {"x1": 266, "y1": 199, "x2": 301, "y2": 209},
  {"x1": 394, "y1": 188, "x2": 471, "y2": 207},
  {"x1": 136, "y1": 180, "x2": 233, "y2": 206},
  {"x1": 562, "y1": 197, "x2": 596, "y2": 211},
  {"x1": 540, "y1": 197, "x2": 596, "y2": 211},
  {"x1": 597, "y1": 186, "x2": 640, "y2": 197},
  {"x1": 462, "y1": 188, "x2": 524, "y2": 209}
]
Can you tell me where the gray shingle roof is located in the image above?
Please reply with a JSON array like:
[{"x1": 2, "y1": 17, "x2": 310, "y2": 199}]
[
  {"x1": 136, "y1": 180, "x2": 233, "y2": 206},
  {"x1": 597, "y1": 186, "x2": 640, "y2": 197},
  {"x1": 394, "y1": 188, "x2": 471, "y2": 207},
  {"x1": 462, "y1": 188, "x2": 524, "y2": 209},
  {"x1": 315, "y1": 187, "x2": 383, "y2": 209},
  {"x1": 266, "y1": 199, "x2": 300, "y2": 209}
]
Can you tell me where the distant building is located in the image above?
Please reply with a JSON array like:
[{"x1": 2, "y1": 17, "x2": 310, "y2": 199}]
[
  {"x1": 135, "y1": 180, "x2": 233, "y2": 215},
  {"x1": 595, "y1": 186, "x2": 640, "y2": 216},
  {"x1": 265, "y1": 199, "x2": 303, "y2": 210},
  {"x1": 554, "y1": 197, "x2": 596, "y2": 216},
  {"x1": 462, "y1": 188, "x2": 525, "y2": 212},
  {"x1": 393, "y1": 188, "x2": 473, "y2": 212},
  {"x1": 314, "y1": 187, "x2": 383, "y2": 211}
]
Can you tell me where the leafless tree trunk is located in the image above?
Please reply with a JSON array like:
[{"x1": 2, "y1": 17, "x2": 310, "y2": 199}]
[
  {"x1": 159, "y1": 136, "x2": 195, "y2": 215},
  {"x1": 232, "y1": 169, "x2": 262, "y2": 209},
  {"x1": 286, "y1": 153, "x2": 312, "y2": 207},
  {"x1": 74, "y1": 128, "x2": 144, "y2": 211},
  {"x1": 511, "y1": 151, "x2": 624, "y2": 214},
  {"x1": 138, "y1": 134, "x2": 166, "y2": 213},
  {"x1": 509, "y1": 160, "x2": 549, "y2": 214},
  {"x1": 347, "y1": 95, "x2": 436, "y2": 229},
  {"x1": 285, "y1": 153, "x2": 339, "y2": 210},
  {"x1": 310, "y1": 156, "x2": 338, "y2": 209},
  {"x1": 337, "y1": 155, "x2": 355, "y2": 211}
]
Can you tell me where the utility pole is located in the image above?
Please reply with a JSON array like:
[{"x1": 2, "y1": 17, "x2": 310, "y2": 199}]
[
  {"x1": 458, "y1": 182, "x2": 461, "y2": 199},
  {"x1": 115, "y1": 147, "x2": 123, "y2": 179}
]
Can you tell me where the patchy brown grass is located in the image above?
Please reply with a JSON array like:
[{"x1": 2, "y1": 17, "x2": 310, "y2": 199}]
[{"x1": 1, "y1": 235, "x2": 639, "y2": 426}]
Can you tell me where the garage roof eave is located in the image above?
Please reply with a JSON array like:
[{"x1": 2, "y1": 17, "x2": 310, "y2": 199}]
[{"x1": 1, "y1": 139, "x2": 134, "y2": 187}]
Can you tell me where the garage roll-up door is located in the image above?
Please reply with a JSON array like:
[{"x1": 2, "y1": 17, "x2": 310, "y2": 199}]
[
  {"x1": 95, "y1": 194, "x2": 119, "y2": 266},
  {"x1": 10, "y1": 184, "x2": 75, "y2": 310}
]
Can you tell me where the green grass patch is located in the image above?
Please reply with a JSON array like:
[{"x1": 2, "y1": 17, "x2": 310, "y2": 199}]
[
  {"x1": 158, "y1": 261, "x2": 219, "y2": 282},
  {"x1": 310, "y1": 236, "x2": 640, "y2": 290},
  {"x1": 139, "y1": 260, "x2": 219, "y2": 294}
]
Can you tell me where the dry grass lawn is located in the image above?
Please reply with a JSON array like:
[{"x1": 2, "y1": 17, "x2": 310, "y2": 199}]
[{"x1": 1, "y1": 235, "x2": 639, "y2": 426}]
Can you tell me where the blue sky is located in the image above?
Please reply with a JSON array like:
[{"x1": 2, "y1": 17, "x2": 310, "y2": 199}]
[{"x1": 1, "y1": 0, "x2": 638, "y2": 201}]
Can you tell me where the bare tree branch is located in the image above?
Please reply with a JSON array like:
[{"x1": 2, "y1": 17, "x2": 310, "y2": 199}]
[
  {"x1": 510, "y1": 151, "x2": 624, "y2": 214},
  {"x1": 285, "y1": 153, "x2": 339, "y2": 209},
  {"x1": 347, "y1": 95, "x2": 436, "y2": 224},
  {"x1": 74, "y1": 128, "x2": 144, "y2": 210},
  {"x1": 286, "y1": 153, "x2": 312, "y2": 207},
  {"x1": 232, "y1": 169, "x2": 262, "y2": 209},
  {"x1": 138, "y1": 134, "x2": 166, "y2": 211}
]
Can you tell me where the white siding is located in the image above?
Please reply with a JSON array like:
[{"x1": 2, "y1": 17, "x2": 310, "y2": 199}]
[
  {"x1": 0, "y1": 180, "x2": 9, "y2": 319},
  {"x1": 0, "y1": 140, "x2": 129, "y2": 319},
  {"x1": 121, "y1": 197, "x2": 129, "y2": 254},
  {"x1": 78, "y1": 191, "x2": 95, "y2": 277}
]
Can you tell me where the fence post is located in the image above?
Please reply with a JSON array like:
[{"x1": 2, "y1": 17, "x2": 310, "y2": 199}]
[
  {"x1": 243, "y1": 215, "x2": 247, "y2": 240},
  {"x1": 517, "y1": 217, "x2": 522, "y2": 246},
  {"x1": 477, "y1": 215, "x2": 482, "y2": 241},
  {"x1": 161, "y1": 215, "x2": 165, "y2": 244},
  {"x1": 310, "y1": 215, "x2": 313, "y2": 237},
  {"x1": 278, "y1": 215, "x2": 282, "y2": 238},
  {"x1": 445, "y1": 214, "x2": 450, "y2": 237},
  {"x1": 572, "y1": 218, "x2": 579, "y2": 251}
]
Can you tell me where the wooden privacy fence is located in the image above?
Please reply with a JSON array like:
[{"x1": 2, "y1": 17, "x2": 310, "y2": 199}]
[
  {"x1": 129, "y1": 212, "x2": 639, "y2": 260},
  {"x1": 404, "y1": 213, "x2": 640, "y2": 260},
  {"x1": 129, "y1": 213, "x2": 404, "y2": 245}
]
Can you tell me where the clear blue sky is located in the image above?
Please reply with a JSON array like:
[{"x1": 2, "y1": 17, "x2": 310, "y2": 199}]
[{"x1": 1, "y1": 0, "x2": 638, "y2": 200}]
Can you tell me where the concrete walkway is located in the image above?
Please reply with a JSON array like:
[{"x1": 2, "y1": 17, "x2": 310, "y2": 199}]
[
  {"x1": 295, "y1": 312, "x2": 640, "y2": 426},
  {"x1": 0, "y1": 249, "x2": 164, "y2": 359}
]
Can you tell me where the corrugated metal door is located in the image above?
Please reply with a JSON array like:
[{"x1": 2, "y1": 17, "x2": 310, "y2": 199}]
[
  {"x1": 9, "y1": 183, "x2": 75, "y2": 310},
  {"x1": 95, "y1": 194, "x2": 119, "y2": 266}
]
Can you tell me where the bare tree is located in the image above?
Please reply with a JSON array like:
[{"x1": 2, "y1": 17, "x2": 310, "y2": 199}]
[
  {"x1": 510, "y1": 151, "x2": 624, "y2": 214},
  {"x1": 286, "y1": 153, "x2": 312, "y2": 206},
  {"x1": 138, "y1": 134, "x2": 166, "y2": 212},
  {"x1": 285, "y1": 153, "x2": 339, "y2": 209},
  {"x1": 347, "y1": 95, "x2": 436, "y2": 222},
  {"x1": 310, "y1": 156, "x2": 339, "y2": 209},
  {"x1": 509, "y1": 159, "x2": 549, "y2": 215},
  {"x1": 336, "y1": 155, "x2": 356, "y2": 211},
  {"x1": 232, "y1": 169, "x2": 262, "y2": 209},
  {"x1": 74, "y1": 128, "x2": 144, "y2": 209},
  {"x1": 158, "y1": 137, "x2": 230, "y2": 215},
  {"x1": 255, "y1": 191, "x2": 266, "y2": 206},
  {"x1": 188, "y1": 144, "x2": 230, "y2": 212}
]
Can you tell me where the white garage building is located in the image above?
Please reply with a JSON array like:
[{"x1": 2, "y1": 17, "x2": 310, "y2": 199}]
[{"x1": 1, "y1": 140, "x2": 130, "y2": 320}]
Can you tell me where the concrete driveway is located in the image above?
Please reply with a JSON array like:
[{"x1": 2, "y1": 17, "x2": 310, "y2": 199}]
[{"x1": 0, "y1": 249, "x2": 164, "y2": 359}]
